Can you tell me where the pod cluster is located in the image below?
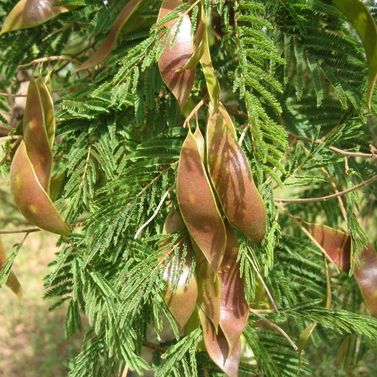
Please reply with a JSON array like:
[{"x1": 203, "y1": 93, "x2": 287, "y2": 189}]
[{"x1": 158, "y1": 2, "x2": 266, "y2": 375}]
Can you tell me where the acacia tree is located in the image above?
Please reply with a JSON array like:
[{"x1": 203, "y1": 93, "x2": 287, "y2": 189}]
[{"x1": 0, "y1": 0, "x2": 377, "y2": 376}]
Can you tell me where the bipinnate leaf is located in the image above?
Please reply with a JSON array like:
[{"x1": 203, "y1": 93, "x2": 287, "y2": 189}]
[
  {"x1": 162, "y1": 209, "x2": 198, "y2": 329},
  {"x1": 10, "y1": 141, "x2": 70, "y2": 236},
  {"x1": 157, "y1": 0, "x2": 195, "y2": 111},
  {"x1": 23, "y1": 79, "x2": 53, "y2": 192},
  {"x1": 310, "y1": 224, "x2": 377, "y2": 316},
  {"x1": 77, "y1": 0, "x2": 142, "y2": 71},
  {"x1": 219, "y1": 225, "x2": 249, "y2": 355},
  {"x1": 0, "y1": 238, "x2": 22, "y2": 299},
  {"x1": 199, "y1": 308, "x2": 241, "y2": 377},
  {"x1": 333, "y1": 0, "x2": 377, "y2": 108},
  {"x1": 177, "y1": 129, "x2": 226, "y2": 272},
  {"x1": 206, "y1": 108, "x2": 266, "y2": 243},
  {"x1": 0, "y1": 0, "x2": 71, "y2": 34}
]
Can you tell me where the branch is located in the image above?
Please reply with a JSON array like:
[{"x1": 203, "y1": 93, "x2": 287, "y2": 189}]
[
  {"x1": 250, "y1": 308, "x2": 298, "y2": 352},
  {"x1": 289, "y1": 132, "x2": 376, "y2": 159},
  {"x1": 275, "y1": 174, "x2": 377, "y2": 203},
  {"x1": 18, "y1": 55, "x2": 81, "y2": 68}
]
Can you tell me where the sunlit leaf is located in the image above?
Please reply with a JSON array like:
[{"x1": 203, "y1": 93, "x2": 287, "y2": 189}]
[
  {"x1": 177, "y1": 128, "x2": 226, "y2": 271},
  {"x1": 0, "y1": 238, "x2": 22, "y2": 299},
  {"x1": 333, "y1": 0, "x2": 377, "y2": 108},
  {"x1": 157, "y1": 0, "x2": 195, "y2": 111},
  {"x1": 77, "y1": 0, "x2": 142, "y2": 71},
  {"x1": 0, "y1": 0, "x2": 73, "y2": 34},
  {"x1": 206, "y1": 107, "x2": 266, "y2": 243}
]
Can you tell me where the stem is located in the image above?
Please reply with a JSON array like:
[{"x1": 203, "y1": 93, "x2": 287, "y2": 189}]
[
  {"x1": 289, "y1": 132, "x2": 376, "y2": 159},
  {"x1": 250, "y1": 308, "x2": 298, "y2": 351},
  {"x1": 275, "y1": 174, "x2": 377, "y2": 203},
  {"x1": 19, "y1": 55, "x2": 81, "y2": 68}
]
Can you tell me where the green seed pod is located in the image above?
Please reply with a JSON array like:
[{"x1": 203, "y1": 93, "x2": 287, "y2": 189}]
[
  {"x1": 10, "y1": 78, "x2": 70, "y2": 236},
  {"x1": 162, "y1": 209, "x2": 198, "y2": 329},
  {"x1": 206, "y1": 108, "x2": 266, "y2": 243}
]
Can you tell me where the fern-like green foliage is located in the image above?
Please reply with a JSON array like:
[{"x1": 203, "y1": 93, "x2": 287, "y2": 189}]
[{"x1": 0, "y1": 0, "x2": 377, "y2": 376}]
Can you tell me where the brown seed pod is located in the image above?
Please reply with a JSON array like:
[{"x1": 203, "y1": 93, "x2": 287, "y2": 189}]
[
  {"x1": 206, "y1": 108, "x2": 266, "y2": 243},
  {"x1": 78, "y1": 0, "x2": 142, "y2": 71},
  {"x1": 310, "y1": 224, "x2": 377, "y2": 316},
  {"x1": 0, "y1": 0, "x2": 72, "y2": 34},
  {"x1": 199, "y1": 308, "x2": 241, "y2": 377},
  {"x1": 218, "y1": 225, "x2": 249, "y2": 355},
  {"x1": 177, "y1": 128, "x2": 226, "y2": 271},
  {"x1": 157, "y1": 0, "x2": 195, "y2": 111},
  {"x1": 162, "y1": 209, "x2": 198, "y2": 329},
  {"x1": 10, "y1": 79, "x2": 70, "y2": 236}
]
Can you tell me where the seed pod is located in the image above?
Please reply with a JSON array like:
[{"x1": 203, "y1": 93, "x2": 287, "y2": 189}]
[
  {"x1": 157, "y1": 0, "x2": 195, "y2": 111},
  {"x1": 0, "y1": 238, "x2": 22, "y2": 299},
  {"x1": 78, "y1": 0, "x2": 142, "y2": 71},
  {"x1": 177, "y1": 128, "x2": 226, "y2": 271},
  {"x1": 199, "y1": 308, "x2": 241, "y2": 377},
  {"x1": 0, "y1": 0, "x2": 72, "y2": 34},
  {"x1": 310, "y1": 224, "x2": 377, "y2": 316},
  {"x1": 206, "y1": 108, "x2": 266, "y2": 242},
  {"x1": 10, "y1": 79, "x2": 70, "y2": 236},
  {"x1": 219, "y1": 225, "x2": 249, "y2": 355},
  {"x1": 162, "y1": 209, "x2": 198, "y2": 329}
]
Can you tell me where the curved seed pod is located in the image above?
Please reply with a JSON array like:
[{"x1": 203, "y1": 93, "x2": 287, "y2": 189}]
[
  {"x1": 310, "y1": 224, "x2": 377, "y2": 316},
  {"x1": 177, "y1": 128, "x2": 226, "y2": 271},
  {"x1": 219, "y1": 225, "x2": 249, "y2": 355},
  {"x1": 0, "y1": 0, "x2": 71, "y2": 34},
  {"x1": 0, "y1": 238, "x2": 22, "y2": 299},
  {"x1": 77, "y1": 0, "x2": 142, "y2": 71},
  {"x1": 199, "y1": 308, "x2": 241, "y2": 377},
  {"x1": 157, "y1": 0, "x2": 195, "y2": 111},
  {"x1": 10, "y1": 141, "x2": 70, "y2": 236},
  {"x1": 333, "y1": 0, "x2": 377, "y2": 109},
  {"x1": 23, "y1": 78, "x2": 53, "y2": 192},
  {"x1": 206, "y1": 109, "x2": 266, "y2": 243},
  {"x1": 162, "y1": 209, "x2": 198, "y2": 329}
]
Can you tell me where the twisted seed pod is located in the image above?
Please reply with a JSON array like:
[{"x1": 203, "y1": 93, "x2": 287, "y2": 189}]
[
  {"x1": 310, "y1": 224, "x2": 377, "y2": 316},
  {"x1": 218, "y1": 225, "x2": 249, "y2": 356},
  {"x1": 10, "y1": 79, "x2": 70, "y2": 236},
  {"x1": 206, "y1": 108, "x2": 266, "y2": 242},
  {"x1": 78, "y1": 0, "x2": 142, "y2": 71},
  {"x1": 0, "y1": 238, "x2": 22, "y2": 299},
  {"x1": 0, "y1": 0, "x2": 71, "y2": 34},
  {"x1": 157, "y1": 0, "x2": 195, "y2": 111},
  {"x1": 162, "y1": 209, "x2": 198, "y2": 329},
  {"x1": 199, "y1": 308, "x2": 241, "y2": 377},
  {"x1": 177, "y1": 128, "x2": 226, "y2": 271}
]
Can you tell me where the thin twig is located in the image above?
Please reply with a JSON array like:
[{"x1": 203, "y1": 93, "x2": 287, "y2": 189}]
[
  {"x1": 19, "y1": 55, "x2": 81, "y2": 68},
  {"x1": 0, "y1": 227, "x2": 41, "y2": 235},
  {"x1": 183, "y1": 99, "x2": 204, "y2": 128},
  {"x1": 250, "y1": 308, "x2": 298, "y2": 352},
  {"x1": 0, "y1": 135, "x2": 21, "y2": 142},
  {"x1": 143, "y1": 341, "x2": 166, "y2": 353},
  {"x1": 289, "y1": 132, "x2": 376, "y2": 159},
  {"x1": 134, "y1": 186, "x2": 173, "y2": 239},
  {"x1": 0, "y1": 92, "x2": 27, "y2": 98},
  {"x1": 275, "y1": 174, "x2": 377, "y2": 203}
]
